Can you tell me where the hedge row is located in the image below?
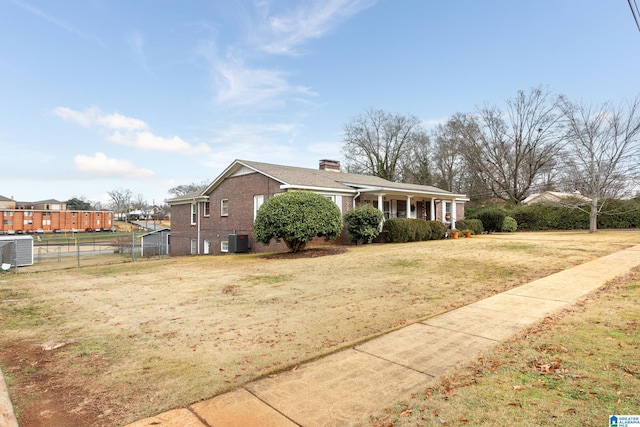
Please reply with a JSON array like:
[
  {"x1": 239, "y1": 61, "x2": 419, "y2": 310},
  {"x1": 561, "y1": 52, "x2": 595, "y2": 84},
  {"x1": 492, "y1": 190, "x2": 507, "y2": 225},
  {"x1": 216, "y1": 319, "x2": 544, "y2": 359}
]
[
  {"x1": 382, "y1": 218, "x2": 447, "y2": 243},
  {"x1": 453, "y1": 219, "x2": 484, "y2": 235},
  {"x1": 466, "y1": 198, "x2": 640, "y2": 231}
]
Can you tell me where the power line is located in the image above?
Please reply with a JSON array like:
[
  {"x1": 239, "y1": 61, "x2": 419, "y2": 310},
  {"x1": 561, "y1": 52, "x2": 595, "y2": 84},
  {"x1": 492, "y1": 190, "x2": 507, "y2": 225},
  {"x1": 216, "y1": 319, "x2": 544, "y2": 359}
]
[{"x1": 629, "y1": 0, "x2": 640, "y2": 32}]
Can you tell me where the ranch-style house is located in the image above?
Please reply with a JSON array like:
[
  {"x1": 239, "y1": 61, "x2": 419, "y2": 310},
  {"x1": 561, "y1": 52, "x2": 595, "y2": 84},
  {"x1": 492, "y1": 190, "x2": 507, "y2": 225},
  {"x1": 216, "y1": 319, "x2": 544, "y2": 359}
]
[{"x1": 168, "y1": 159, "x2": 468, "y2": 256}]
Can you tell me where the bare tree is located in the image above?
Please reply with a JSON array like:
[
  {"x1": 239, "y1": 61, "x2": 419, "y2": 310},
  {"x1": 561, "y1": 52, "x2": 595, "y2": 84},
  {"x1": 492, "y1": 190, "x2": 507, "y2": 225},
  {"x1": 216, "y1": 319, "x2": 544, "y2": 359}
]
[
  {"x1": 342, "y1": 109, "x2": 425, "y2": 182},
  {"x1": 559, "y1": 96, "x2": 640, "y2": 232},
  {"x1": 456, "y1": 87, "x2": 563, "y2": 203},
  {"x1": 167, "y1": 180, "x2": 209, "y2": 198},
  {"x1": 131, "y1": 193, "x2": 149, "y2": 211},
  {"x1": 107, "y1": 188, "x2": 132, "y2": 220},
  {"x1": 398, "y1": 129, "x2": 433, "y2": 185},
  {"x1": 431, "y1": 113, "x2": 471, "y2": 193}
]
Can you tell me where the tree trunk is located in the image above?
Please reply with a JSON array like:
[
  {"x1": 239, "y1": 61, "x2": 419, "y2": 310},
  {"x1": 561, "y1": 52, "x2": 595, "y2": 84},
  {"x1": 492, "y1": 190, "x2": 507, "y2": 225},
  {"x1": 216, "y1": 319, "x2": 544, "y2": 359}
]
[{"x1": 589, "y1": 197, "x2": 598, "y2": 233}]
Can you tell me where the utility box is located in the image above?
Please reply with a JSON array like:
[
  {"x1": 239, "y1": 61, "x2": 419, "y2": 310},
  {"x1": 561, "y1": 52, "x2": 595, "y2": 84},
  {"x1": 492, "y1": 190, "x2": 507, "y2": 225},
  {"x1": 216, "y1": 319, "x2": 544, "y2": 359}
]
[
  {"x1": 0, "y1": 235, "x2": 34, "y2": 266},
  {"x1": 228, "y1": 234, "x2": 249, "y2": 253}
]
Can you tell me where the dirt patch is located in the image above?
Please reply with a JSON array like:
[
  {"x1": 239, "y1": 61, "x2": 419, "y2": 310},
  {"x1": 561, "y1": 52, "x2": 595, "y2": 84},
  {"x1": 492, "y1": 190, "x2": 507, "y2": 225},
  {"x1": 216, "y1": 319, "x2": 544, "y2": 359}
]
[
  {"x1": 0, "y1": 339, "x2": 122, "y2": 427},
  {"x1": 264, "y1": 245, "x2": 348, "y2": 259}
]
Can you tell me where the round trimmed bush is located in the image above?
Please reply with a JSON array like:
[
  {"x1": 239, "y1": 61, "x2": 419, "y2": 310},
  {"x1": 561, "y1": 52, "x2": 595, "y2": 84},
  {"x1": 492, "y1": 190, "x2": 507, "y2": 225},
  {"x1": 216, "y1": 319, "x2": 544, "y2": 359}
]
[
  {"x1": 254, "y1": 191, "x2": 343, "y2": 253},
  {"x1": 477, "y1": 209, "x2": 506, "y2": 233},
  {"x1": 501, "y1": 216, "x2": 518, "y2": 232},
  {"x1": 427, "y1": 220, "x2": 447, "y2": 240},
  {"x1": 343, "y1": 204, "x2": 384, "y2": 244}
]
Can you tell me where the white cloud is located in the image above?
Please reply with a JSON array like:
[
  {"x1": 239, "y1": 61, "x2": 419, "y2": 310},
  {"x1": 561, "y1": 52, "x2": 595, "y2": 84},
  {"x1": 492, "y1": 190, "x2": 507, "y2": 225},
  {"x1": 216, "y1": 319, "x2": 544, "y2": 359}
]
[
  {"x1": 200, "y1": 1, "x2": 374, "y2": 108},
  {"x1": 257, "y1": 0, "x2": 377, "y2": 55},
  {"x1": 54, "y1": 106, "x2": 148, "y2": 131},
  {"x1": 55, "y1": 107, "x2": 209, "y2": 154},
  {"x1": 109, "y1": 131, "x2": 210, "y2": 154},
  {"x1": 212, "y1": 53, "x2": 316, "y2": 107},
  {"x1": 74, "y1": 152, "x2": 154, "y2": 179}
]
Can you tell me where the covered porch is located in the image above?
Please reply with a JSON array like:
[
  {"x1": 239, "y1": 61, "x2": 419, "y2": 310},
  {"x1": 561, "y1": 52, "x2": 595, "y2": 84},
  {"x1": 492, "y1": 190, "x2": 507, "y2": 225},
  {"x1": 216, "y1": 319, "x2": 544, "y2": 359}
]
[{"x1": 355, "y1": 191, "x2": 465, "y2": 230}]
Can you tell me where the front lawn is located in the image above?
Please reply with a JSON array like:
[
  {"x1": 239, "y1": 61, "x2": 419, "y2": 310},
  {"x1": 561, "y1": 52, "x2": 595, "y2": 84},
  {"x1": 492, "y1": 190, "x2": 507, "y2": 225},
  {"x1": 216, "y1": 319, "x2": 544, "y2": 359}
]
[{"x1": 1, "y1": 231, "x2": 638, "y2": 426}]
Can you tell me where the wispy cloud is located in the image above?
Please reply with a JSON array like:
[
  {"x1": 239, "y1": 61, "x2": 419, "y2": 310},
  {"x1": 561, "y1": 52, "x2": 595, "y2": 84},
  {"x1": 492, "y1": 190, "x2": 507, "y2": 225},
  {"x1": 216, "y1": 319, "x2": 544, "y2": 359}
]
[
  {"x1": 10, "y1": 0, "x2": 105, "y2": 47},
  {"x1": 54, "y1": 107, "x2": 210, "y2": 154},
  {"x1": 212, "y1": 53, "x2": 316, "y2": 106},
  {"x1": 256, "y1": 0, "x2": 377, "y2": 55},
  {"x1": 127, "y1": 30, "x2": 151, "y2": 72},
  {"x1": 201, "y1": 120, "x2": 302, "y2": 168},
  {"x1": 200, "y1": 0, "x2": 375, "y2": 108},
  {"x1": 74, "y1": 152, "x2": 155, "y2": 179}
]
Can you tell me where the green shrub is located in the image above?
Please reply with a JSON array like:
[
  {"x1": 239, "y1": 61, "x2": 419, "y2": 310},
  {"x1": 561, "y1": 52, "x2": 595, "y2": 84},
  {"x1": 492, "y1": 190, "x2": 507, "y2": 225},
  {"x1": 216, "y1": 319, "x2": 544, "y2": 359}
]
[
  {"x1": 383, "y1": 218, "x2": 410, "y2": 243},
  {"x1": 413, "y1": 219, "x2": 433, "y2": 241},
  {"x1": 427, "y1": 220, "x2": 447, "y2": 240},
  {"x1": 477, "y1": 209, "x2": 506, "y2": 233},
  {"x1": 343, "y1": 204, "x2": 384, "y2": 244},
  {"x1": 454, "y1": 219, "x2": 484, "y2": 235},
  {"x1": 254, "y1": 191, "x2": 343, "y2": 253},
  {"x1": 383, "y1": 218, "x2": 434, "y2": 242},
  {"x1": 501, "y1": 216, "x2": 518, "y2": 232}
]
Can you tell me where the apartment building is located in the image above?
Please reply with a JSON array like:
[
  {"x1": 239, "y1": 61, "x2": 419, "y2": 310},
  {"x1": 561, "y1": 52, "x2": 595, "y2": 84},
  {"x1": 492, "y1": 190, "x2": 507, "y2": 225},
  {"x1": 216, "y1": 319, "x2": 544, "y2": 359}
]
[{"x1": 0, "y1": 195, "x2": 113, "y2": 233}]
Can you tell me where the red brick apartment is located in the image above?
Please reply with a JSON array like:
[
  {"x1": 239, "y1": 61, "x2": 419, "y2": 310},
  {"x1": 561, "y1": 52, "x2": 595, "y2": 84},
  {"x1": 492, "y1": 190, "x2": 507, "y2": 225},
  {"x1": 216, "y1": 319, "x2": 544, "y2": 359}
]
[{"x1": 0, "y1": 195, "x2": 113, "y2": 233}]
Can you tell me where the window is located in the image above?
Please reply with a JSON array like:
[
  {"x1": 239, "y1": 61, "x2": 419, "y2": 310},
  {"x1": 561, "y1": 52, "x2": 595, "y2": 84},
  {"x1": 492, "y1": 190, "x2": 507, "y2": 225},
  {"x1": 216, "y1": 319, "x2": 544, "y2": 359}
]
[
  {"x1": 220, "y1": 199, "x2": 229, "y2": 216},
  {"x1": 203, "y1": 202, "x2": 210, "y2": 217},
  {"x1": 221, "y1": 241, "x2": 229, "y2": 252},
  {"x1": 43, "y1": 219, "x2": 51, "y2": 226},
  {"x1": 23, "y1": 219, "x2": 33, "y2": 225},
  {"x1": 25, "y1": 211, "x2": 33, "y2": 217},
  {"x1": 253, "y1": 195, "x2": 264, "y2": 221},
  {"x1": 190, "y1": 239, "x2": 197, "y2": 254},
  {"x1": 190, "y1": 203, "x2": 197, "y2": 225},
  {"x1": 4, "y1": 211, "x2": 13, "y2": 217},
  {"x1": 43, "y1": 211, "x2": 51, "y2": 217}
]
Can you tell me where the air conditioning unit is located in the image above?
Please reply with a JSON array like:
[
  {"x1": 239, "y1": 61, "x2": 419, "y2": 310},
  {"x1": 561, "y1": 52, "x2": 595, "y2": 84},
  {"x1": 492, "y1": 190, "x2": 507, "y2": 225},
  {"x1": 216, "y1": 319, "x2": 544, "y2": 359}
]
[{"x1": 228, "y1": 234, "x2": 249, "y2": 253}]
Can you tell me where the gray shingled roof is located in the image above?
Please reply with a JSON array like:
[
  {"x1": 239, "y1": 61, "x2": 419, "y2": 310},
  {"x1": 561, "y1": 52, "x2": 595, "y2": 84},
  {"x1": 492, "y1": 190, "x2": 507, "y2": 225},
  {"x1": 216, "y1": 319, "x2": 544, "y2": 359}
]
[{"x1": 238, "y1": 160, "x2": 460, "y2": 196}]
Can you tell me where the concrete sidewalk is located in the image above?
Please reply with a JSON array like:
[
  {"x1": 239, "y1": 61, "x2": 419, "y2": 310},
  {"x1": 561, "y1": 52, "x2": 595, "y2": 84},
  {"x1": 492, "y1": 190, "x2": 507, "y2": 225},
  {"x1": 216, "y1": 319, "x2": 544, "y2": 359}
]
[
  {"x1": 125, "y1": 244, "x2": 640, "y2": 427},
  {"x1": 3, "y1": 245, "x2": 639, "y2": 427}
]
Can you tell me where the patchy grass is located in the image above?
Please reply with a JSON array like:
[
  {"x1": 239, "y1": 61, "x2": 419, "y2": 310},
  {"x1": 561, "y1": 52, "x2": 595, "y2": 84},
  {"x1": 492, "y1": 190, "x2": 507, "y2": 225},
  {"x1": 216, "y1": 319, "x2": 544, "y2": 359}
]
[
  {"x1": 370, "y1": 267, "x2": 640, "y2": 427},
  {"x1": 1, "y1": 231, "x2": 639, "y2": 426}
]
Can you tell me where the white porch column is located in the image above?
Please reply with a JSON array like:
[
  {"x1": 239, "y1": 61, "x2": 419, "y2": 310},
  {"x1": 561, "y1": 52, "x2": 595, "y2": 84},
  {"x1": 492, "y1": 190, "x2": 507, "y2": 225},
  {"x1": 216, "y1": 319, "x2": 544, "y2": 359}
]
[
  {"x1": 430, "y1": 199, "x2": 435, "y2": 221},
  {"x1": 451, "y1": 200, "x2": 457, "y2": 230},
  {"x1": 406, "y1": 196, "x2": 412, "y2": 218},
  {"x1": 377, "y1": 194, "x2": 384, "y2": 214},
  {"x1": 442, "y1": 201, "x2": 447, "y2": 221}
]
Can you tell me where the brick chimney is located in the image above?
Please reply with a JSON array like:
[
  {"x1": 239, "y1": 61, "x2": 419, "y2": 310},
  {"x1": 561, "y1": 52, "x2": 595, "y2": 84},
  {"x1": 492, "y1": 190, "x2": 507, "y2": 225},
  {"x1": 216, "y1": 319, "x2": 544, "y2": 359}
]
[{"x1": 319, "y1": 159, "x2": 341, "y2": 172}]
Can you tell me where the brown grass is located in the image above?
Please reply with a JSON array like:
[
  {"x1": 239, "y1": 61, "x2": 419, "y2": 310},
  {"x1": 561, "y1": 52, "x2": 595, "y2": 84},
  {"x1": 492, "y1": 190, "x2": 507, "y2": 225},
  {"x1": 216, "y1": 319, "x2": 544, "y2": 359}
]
[
  {"x1": 1, "y1": 231, "x2": 639, "y2": 426},
  {"x1": 370, "y1": 265, "x2": 640, "y2": 427}
]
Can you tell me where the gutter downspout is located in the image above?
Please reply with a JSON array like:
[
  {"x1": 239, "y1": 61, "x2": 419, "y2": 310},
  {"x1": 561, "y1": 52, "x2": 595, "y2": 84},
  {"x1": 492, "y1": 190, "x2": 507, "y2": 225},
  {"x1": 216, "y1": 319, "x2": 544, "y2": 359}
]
[{"x1": 194, "y1": 198, "x2": 201, "y2": 255}]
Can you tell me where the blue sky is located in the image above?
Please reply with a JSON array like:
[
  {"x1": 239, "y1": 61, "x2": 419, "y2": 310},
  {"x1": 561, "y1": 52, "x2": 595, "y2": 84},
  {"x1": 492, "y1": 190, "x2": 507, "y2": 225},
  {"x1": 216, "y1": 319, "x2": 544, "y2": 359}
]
[{"x1": 1, "y1": 0, "x2": 639, "y2": 207}]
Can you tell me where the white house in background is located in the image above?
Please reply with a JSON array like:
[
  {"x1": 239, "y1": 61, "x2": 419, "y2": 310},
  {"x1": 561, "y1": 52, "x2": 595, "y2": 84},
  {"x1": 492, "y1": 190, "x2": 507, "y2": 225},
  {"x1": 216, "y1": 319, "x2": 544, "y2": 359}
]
[{"x1": 522, "y1": 191, "x2": 591, "y2": 205}]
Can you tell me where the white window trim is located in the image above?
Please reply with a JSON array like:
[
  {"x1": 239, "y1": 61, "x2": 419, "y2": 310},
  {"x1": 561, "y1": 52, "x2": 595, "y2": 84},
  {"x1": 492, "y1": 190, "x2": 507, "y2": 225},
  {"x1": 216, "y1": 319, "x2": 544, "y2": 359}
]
[
  {"x1": 221, "y1": 199, "x2": 229, "y2": 216},
  {"x1": 253, "y1": 195, "x2": 264, "y2": 222},
  {"x1": 190, "y1": 203, "x2": 197, "y2": 225},
  {"x1": 203, "y1": 201, "x2": 210, "y2": 217},
  {"x1": 221, "y1": 241, "x2": 229, "y2": 252}
]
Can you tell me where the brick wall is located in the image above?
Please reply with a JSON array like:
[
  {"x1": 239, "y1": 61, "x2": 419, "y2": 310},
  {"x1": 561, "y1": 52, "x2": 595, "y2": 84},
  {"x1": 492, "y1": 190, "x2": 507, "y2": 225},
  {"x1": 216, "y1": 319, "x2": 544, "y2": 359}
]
[
  {"x1": 0, "y1": 210, "x2": 112, "y2": 232},
  {"x1": 171, "y1": 172, "x2": 357, "y2": 256}
]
